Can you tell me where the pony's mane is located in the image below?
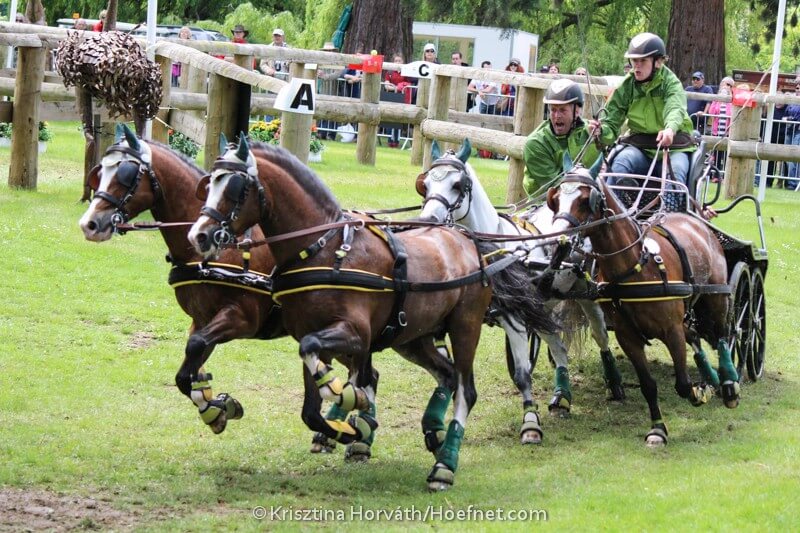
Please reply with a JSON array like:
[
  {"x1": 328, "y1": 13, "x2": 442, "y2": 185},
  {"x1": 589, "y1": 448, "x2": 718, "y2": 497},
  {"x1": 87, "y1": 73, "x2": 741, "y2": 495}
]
[
  {"x1": 249, "y1": 141, "x2": 341, "y2": 216},
  {"x1": 146, "y1": 140, "x2": 206, "y2": 179}
]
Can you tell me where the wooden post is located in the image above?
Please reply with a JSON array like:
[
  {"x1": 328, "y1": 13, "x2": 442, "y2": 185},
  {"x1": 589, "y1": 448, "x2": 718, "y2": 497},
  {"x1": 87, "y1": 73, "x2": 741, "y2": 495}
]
[
  {"x1": 233, "y1": 53, "x2": 254, "y2": 139},
  {"x1": 187, "y1": 65, "x2": 206, "y2": 119},
  {"x1": 506, "y1": 86, "x2": 543, "y2": 203},
  {"x1": 423, "y1": 73, "x2": 452, "y2": 170},
  {"x1": 445, "y1": 77, "x2": 468, "y2": 152},
  {"x1": 280, "y1": 62, "x2": 313, "y2": 162},
  {"x1": 410, "y1": 78, "x2": 431, "y2": 166},
  {"x1": 205, "y1": 71, "x2": 239, "y2": 170},
  {"x1": 152, "y1": 55, "x2": 172, "y2": 144},
  {"x1": 723, "y1": 102, "x2": 761, "y2": 198},
  {"x1": 356, "y1": 70, "x2": 380, "y2": 166},
  {"x1": 8, "y1": 46, "x2": 46, "y2": 189}
]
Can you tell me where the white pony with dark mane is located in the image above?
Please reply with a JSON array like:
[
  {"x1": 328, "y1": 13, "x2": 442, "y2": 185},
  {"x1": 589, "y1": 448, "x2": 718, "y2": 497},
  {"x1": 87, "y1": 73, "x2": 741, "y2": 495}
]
[{"x1": 416, "y1": 140, "x2": 625, "y2": 443}]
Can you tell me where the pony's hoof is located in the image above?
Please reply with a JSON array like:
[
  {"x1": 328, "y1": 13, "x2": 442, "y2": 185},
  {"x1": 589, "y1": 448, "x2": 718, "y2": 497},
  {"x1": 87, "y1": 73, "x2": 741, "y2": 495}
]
[
  {"x1": 426, "y1": 464, "x2": 454, "y2": 492},
  {"x1": 645, "y1": 427, "x2": 668, "y2": 447},
  {"x1": 548, "y1": 394, "x2": 571, "y2": 417},
  {"x1": 689, "y1": 383, "x2": 713, "y2": 407},
  {"x1": 547, "y1": 405, "x2": 570, "y2": 418},
  {"x1": 721, "y1": 380, "x2": 740, "y2": 409},
  {"x1": 310, "y1": 433, "x2": 337, "y2": 454},
  {"x1": 208, "y1": 411, "x2": 228, "y2": 434},
  {"x1": 344, "y1": 442, "x2": 371, "y2": 463},
  {"x1": 520, "y1": 410, "x2": 543, "y2": 445}
]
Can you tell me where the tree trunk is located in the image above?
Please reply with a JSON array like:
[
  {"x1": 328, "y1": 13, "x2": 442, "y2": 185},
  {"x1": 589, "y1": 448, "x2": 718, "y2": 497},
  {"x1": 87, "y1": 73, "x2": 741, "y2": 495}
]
[
  {"x1": 667, "y1": 0, "x2": 725, "y2": 85},
  {"x1": 342, "y1": 0, "x2": 413, "y2": 60}
]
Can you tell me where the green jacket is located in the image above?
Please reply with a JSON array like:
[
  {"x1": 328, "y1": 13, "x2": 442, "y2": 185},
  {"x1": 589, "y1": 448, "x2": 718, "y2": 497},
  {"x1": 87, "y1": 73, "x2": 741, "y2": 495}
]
[
  {"x1": 523, "y1": 118, "x2": 600, "y2": 197},
  {"x1": 593, "y1": 66, "x2": 695, "y2": 154}
]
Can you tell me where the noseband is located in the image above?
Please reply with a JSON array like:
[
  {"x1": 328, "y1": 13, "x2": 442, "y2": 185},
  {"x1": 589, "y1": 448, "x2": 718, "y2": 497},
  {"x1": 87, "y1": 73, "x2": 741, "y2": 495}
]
[
  {"x1": 93, "y1": 143, "x2": 161, "y2": 232},
  {"x1": 421, "y1": 156, "x2": 473, "y2": 222},
  {"x1": 200, "y1": 158, "x2": 266, "y2": 246}
]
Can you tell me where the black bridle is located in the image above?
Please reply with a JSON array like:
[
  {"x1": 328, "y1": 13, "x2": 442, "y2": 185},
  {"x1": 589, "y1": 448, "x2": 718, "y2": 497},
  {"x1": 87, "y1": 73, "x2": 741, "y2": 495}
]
[
  {"x1": 92, "y1": 144, "x2": 161, "y2": 233},
  {"x1": 552, "y1": 173, "x2": 607, "y2": 229},
  {"x1": 420, "y1": 156, "x2": 474, "y2": 223},
  {"x1": 200, "y1": 158, "x2": 266, "y2": 247}
]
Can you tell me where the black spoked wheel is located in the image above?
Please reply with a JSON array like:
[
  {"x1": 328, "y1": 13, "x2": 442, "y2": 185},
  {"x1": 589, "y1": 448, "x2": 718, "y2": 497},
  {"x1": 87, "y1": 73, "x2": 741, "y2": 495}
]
[
  {"x1": 728, "y1": 262, "x2": 752, "y2": 379},
  {"x1": 747, "y1": 267, "x2": 766, "y2": 381}
]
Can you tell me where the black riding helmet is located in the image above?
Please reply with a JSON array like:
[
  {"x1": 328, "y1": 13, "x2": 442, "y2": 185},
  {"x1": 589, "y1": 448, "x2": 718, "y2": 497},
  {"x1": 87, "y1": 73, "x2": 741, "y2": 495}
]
[
  {"x1": 544, "y1": 79, "x2": 584, "y2": 133},
  {"x1": 624, "y1": 33, "x2": 666, "y2": 83}
]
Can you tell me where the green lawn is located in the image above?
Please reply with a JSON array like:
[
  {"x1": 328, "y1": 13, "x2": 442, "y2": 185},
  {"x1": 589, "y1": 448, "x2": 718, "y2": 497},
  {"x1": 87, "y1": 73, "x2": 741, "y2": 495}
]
[{"x1": 1, "y1": 122, "x2": 798, "y2": 531}]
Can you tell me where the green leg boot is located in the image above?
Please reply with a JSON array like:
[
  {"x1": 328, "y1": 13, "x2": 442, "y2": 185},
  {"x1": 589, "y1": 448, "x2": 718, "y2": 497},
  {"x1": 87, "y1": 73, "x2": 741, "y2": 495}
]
[
  {"x1": 717, "y1": 340, "x2": 740, "y2": 409},
  {"x1": 345, "y1": 401, "x2": 377, "y2": 462},
  {"x1": 421, "y1": 386, "x2": 451, "y2": 454},
  {"x1": 428, "y1": 420, "x2": 464, "y2": 491},
  {"x1": 311, "y1": 403, "x2": 349, "y2": 453},
  {"x1": 548, "y1": 366, "x2": 572, "y2": 415}
]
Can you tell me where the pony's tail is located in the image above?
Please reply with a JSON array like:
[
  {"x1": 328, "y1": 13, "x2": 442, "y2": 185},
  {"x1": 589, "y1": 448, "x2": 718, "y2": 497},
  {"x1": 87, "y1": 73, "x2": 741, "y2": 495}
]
[{"x1": 479, "y1": 242, "x2": 559, "y2": 335}]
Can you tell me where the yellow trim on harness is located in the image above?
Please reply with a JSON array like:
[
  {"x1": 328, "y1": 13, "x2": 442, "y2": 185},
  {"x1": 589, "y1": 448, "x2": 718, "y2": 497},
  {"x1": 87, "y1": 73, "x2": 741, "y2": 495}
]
[
  {"x1": 368, "y1": 224, "x2": 390, "y2": 242},
  {"x1": 181, "y1": 261, "x2": 271, "y2": 278},
  {"x1": 596, "y1": 280, "x2": 692, "y2": 303},
  {"x1": 511, "y1": 215, "x2": 541, "y2": 235},
  {"x1": 272, "y1": 266, "x2": 394, "y2": 304},
  {"x1": 170, "y1": 279, "x2": 274, "y2": 296}
]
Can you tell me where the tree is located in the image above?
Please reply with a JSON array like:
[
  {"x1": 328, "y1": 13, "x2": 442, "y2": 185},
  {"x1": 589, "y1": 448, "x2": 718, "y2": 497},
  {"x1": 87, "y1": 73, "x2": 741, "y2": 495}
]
[
  {"x1": 342, "y1": 0, "x2": 414, "y2": 60},
  {"x1": 667, "y1": 0, "x2": 725, "y2": 83}
]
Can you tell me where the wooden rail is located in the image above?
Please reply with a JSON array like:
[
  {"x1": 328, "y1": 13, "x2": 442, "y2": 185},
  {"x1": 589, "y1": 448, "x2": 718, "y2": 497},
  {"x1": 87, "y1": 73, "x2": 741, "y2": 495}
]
[{"x1": 3, "y1": 22, "x2": 800, "y2": 201}]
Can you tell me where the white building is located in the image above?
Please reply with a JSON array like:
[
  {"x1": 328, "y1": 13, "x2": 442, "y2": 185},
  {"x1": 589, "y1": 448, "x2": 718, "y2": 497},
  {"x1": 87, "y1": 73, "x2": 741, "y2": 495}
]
[{"x1": 413, "y1": 21, "x2": 539, "y2": 72}]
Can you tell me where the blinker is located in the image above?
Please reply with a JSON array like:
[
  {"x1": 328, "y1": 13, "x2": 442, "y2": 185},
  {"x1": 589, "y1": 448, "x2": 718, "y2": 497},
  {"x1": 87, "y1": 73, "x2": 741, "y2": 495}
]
[{"x1": 116, "y1": 161, "x2": 140, "y2": 188}]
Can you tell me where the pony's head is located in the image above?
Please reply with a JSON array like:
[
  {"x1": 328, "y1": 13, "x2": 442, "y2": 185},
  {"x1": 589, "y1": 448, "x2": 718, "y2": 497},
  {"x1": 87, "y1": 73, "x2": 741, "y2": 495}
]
[
  {"x1": 547, "y1": 154, "x2": 607, "y2": 235},
  {"x1": 417, "y1": 139, "x2": 477, "y2": 223},
  {"x1": 189, "y1": 134, "x2": 261, "y2": 258},
  {"x1": 78, "y1": 123, "x2": 157, "y2": 241}
]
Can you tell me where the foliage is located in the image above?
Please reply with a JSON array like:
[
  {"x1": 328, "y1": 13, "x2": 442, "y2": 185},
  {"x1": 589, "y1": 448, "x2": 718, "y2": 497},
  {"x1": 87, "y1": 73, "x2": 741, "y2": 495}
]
[
  {"x1": 0, "y1": 122, "x2": 11, "y2": 138},
  {"x1": 218, "y1": 3, "x2": 303, "y2": 45},
  {"x1": 38, "y1": 122, "x2": 53, "y2": 142},
  {"x1": 248, "y1": 119, "x2": 325, "y2": 153},
  {"x1": 298, "y1": 0, "x2": 349, "y2": 50},
  {"x1": 168, "y1": 129, "x2": 199, "y2": 159}
]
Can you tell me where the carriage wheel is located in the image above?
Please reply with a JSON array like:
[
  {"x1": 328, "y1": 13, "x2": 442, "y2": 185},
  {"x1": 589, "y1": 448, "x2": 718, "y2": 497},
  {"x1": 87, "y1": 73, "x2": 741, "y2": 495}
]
[
  {"x1": 747, "y1": 268, "x2": 766, "y2": 381},
  {"x1": 728, "y1": 262, "x2": 752, "y2": 379}
]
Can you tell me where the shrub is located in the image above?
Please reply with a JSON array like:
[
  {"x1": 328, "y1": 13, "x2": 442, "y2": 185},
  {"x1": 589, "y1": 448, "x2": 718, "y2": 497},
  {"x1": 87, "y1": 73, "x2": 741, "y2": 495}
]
[
  {"x1": 169, "y1": 129, "x2": 200, "y2": 159},
  {"x1": 0, "y1": 122, "x2": 11, "y2": 138},
  {"x1": 38, "y1": 122, "x2": 53, "y2": 142}
]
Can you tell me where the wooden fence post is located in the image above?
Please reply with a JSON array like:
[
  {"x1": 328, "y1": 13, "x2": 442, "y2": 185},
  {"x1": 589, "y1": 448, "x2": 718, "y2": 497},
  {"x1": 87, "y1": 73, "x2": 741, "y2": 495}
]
[
  {"x1": 423, "y1": 73, "x2": 452, "y2": 170},
  {"x1": 410, "y1": 78, "x2": 431, "y2": 166},
  {"x1": 187, "y1": 66, "x2": 206, "y2": 119},
  {"x1": 280, "y1": 62, "x2": 314, "y2": 162},
  {"x1": 8, "y1": 46, "x2": 46, "y2": 189},
  {"x1": 152, "y1": 55, "x2": 172, "y2": 144},
  {"x1": 506, "y1": 86, "x2": 544, "y2": 203},
  {"x1": 204, "y1": 72, "x2": 239, "y2": 170},
  {"x1": 724, "y1": 103, "x2": 761, "y2": 198},
  {"x1": 356, "y1": 70, "x2": 380, "y2": 166},
  {"x1": 445, "y1": 77, "x2": 468, "y2": 152}
]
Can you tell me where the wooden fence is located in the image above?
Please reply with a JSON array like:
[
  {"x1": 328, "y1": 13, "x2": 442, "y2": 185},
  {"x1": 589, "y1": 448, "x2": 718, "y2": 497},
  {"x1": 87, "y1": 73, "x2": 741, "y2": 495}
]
[{"x1": 2, "y1": 21, "x2": 800, "y2": 201}]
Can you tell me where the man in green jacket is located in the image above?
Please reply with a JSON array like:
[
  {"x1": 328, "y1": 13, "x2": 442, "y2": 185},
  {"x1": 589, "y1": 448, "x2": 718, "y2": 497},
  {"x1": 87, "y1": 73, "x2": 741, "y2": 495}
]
[
  {"x1": 587, "y1": 32, "x2": 695, "y2": 209},
  {"x1": 523, "y1": 79, "x2": 600, "y2": 197}
]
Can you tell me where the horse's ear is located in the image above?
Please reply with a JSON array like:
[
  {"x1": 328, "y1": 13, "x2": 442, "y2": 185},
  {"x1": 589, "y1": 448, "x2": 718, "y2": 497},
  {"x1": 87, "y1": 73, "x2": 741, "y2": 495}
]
[
  {"x1": 236, "y1": 135, "x2": 249, "y2": 162},
  {"x1": 562, "y1": 151, "x2": 574, "y2": 173},
  {"x1": 122, "y1": 123, "x2": 140, "y2": 151},
  {"x1": 115, "y1": 124, "x2": 125, "y2": 143},
  {"x1": 87, "y1": 165, "x2": 102, "y2": 192},
  {"x1": 456, "y1": 138, "x2": 472, "y2": 163},
  {"x1": 588, "y1": 154, "x2": 603, "y2": 179},
  {"x1": 219, "y1": 133, "x2": 228, "y2": 154},
  {"x1": 546, "y1": 186, "x2": 559, "y2": 213},
  {"x1": 431, "y1": 140, "x2": 441, "y2": 161},
  {"x1": 196, "y1": 175, "x2": 210, "y2": 201}
]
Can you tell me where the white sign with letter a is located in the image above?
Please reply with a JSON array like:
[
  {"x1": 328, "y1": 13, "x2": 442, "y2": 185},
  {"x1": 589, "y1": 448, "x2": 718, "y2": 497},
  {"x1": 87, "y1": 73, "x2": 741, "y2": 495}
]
[
  {"x1": 274, "y1": 78, "x2": 316, "y2": 115},
  {"x1": 401, "y1": 61, "x2": 437, "y2": 79}
]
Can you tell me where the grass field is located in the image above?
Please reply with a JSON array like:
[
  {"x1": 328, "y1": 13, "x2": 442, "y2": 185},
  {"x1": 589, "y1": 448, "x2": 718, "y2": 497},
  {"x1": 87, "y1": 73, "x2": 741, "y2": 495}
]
[{"x1": 1, "y1": 122, "x2": 798, "y2": 531}]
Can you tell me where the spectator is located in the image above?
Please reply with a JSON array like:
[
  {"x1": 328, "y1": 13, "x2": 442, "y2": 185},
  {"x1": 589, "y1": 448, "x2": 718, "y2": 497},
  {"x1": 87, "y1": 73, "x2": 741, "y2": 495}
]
[
  {"x1": 765, "y1": 92, "x2": 790, "y2": 186},
  {"x1": 499, "y1": 58, "x2": 524, "y2": 116},
  {"x1": 15, "y1": 13, "x2": 29, "y2": 23},
  {"x1": 171, "y1": 26, "x2": 193, "y2": 87},
  {"x1": 343, "y1": 53, "x2": 363, "y2": 99},
  {"x1": 548, "y1": 64, "x2": 560, "y2": 74},
  {"x1": 784, "y1": 82, "x2": 800, "y2": 191},
  {"x1": 92, "y1": 10, "x2": 106, "y2": 32},
  {"x1": 383, "y1": 53, "x2": 411, "y2": 147},
  {"x1": 588, "y1": 32, "x2": 696, "y2": 211},
  {"x1": 468, "y1": 60, "x2": 500, "y2": 115},
  {"x1": 703, "y1": 76, "x2": 734, "y2": 137},
  {"x1": 623, "y1": 63, "x2": 632, "y2": 75},
  {"x1": 231, "y1": 24, "x2": 249, "y2": 44},
  {"x1": 73, "y1": 19, "x2": 88, "y2": 31},
  {"x1": 524, "y1": 79, "x2": 601, "y2": 197},
  {"x1": 540, "y1": 65, "x2": 550, "y2": 73},
  {"x1": 423, "y1": 43, "x2": 440, "y2": 64},
  {"x1": 260, "y1": 28, "x2": 290, "y2": 78},
  {"x1": 451, "y1": 51, "x2": 473, "y2": 111},
  {"x1": 686, "y1": 71, "x2": 714, "y2": 131},
  {"x1": 574, "y1": 67, "x2": 588, "y2": 77}
]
